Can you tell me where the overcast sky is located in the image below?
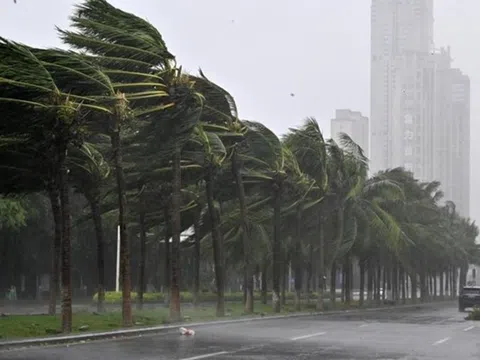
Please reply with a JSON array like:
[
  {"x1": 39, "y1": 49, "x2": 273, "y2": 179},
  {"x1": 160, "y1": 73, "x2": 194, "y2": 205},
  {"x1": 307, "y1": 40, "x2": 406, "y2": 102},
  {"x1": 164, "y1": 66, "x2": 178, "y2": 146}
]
[{"x1": 1, "y1": 0, "x2": 478, "y2": 220}]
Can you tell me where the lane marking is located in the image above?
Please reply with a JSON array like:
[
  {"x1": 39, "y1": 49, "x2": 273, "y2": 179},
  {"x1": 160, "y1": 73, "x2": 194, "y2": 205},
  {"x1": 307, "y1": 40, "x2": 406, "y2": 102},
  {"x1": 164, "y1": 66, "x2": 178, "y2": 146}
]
[
  {"x1": 290, "y1": 332, "x2": 326, "y2": 341},
  {"x1": 464, "y1": 326, "x2": 475, "y2": 332},
  {"x1": 359, "y1": 324, "x2": 369, "y2": 327},
  {"x1": 180, "y1": 351, "x2": 229, "y2": 360},
  {"x1": 432, "y1": 337, "x2": 450, "y2": 346}
]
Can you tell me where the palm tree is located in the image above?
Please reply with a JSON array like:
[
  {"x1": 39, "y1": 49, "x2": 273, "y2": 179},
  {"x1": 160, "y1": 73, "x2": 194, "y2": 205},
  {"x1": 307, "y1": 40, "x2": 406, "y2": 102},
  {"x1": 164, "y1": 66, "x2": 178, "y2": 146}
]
[
  {"x1": 59, "y1": 0, "x2": 178, "y2": 326},
  {"x1": 68, "y1": 142, "x2": 110, "y2": 312},
  {"x1": 283, "y1": 118, "x2": 328, "y2": 310},
  {"x1": 0, "y1": 38, "x2": 112, "y2": 332},
  {"x1": 191, "y1": 70, "x2": 255, "y2": 313},
  {"x1": 241, "y1": 121, "x2": 309, "y2": 312}
]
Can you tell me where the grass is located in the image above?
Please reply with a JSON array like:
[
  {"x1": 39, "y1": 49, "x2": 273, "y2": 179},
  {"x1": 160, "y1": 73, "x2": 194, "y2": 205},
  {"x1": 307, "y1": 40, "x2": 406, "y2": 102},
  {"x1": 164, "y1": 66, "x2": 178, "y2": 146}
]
[{"x1": 0, "y1": 301, "x2": 315, "y2": 340}]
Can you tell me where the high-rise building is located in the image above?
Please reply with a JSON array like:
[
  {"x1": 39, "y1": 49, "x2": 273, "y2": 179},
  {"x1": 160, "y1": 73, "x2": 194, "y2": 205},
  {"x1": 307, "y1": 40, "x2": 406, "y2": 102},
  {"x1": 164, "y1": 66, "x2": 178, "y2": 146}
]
[
  {"x1": 331, "y1": 109, "x2": 369, "y2": 156},
  {"x1": 433, "y1": 47, "x2": 470, "y2": 216},
  {"x1": 433, "y1": 50, "x2": 470, "y2": 216},
  {"x1": 370, "y1": 0, "x2": 434, "y2": 176},
  {"x1": 450, "y1": 69, "x2": 470, "y2": 216}
]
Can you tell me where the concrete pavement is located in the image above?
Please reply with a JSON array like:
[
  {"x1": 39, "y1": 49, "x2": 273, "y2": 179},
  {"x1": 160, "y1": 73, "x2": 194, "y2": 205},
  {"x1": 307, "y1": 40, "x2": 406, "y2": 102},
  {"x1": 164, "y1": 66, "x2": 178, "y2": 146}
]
[{"x1": 1, "y1": 302, "x2": 478, "y2": 359}]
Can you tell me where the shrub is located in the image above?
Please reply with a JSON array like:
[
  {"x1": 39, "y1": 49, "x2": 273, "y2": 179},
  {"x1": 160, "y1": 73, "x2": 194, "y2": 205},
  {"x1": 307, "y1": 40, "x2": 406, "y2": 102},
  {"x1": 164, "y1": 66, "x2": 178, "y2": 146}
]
[
  {"x1": 465, "y1": 306, "x2": 480, "y2": 320},
  {"x1": 92, "y1": 291, "x2": 324, "y2": 304}
]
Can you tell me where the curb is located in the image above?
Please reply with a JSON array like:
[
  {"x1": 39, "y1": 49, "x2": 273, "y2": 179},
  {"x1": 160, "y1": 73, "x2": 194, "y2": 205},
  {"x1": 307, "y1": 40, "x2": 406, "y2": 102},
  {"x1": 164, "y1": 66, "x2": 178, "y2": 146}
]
[{"x1": 0, "y1": 300, "x2": 455, "y2": 350}]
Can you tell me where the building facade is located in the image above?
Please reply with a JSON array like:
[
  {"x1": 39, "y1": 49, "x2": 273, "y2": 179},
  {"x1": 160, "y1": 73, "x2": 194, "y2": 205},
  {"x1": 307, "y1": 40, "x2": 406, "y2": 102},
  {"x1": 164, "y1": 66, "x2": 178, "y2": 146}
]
[
  {"x1": 449, "y1": 68, "x2": 470, "y2": 216},
  {"x1": 370, "y1": 0, "x2": 434, "y2": 176},
  {"x1": 432, "y1": 47, "x2": 470, "y2": 216},
  {"x1": 331, "y1": 109, "x2": 369, "y2": 156}
]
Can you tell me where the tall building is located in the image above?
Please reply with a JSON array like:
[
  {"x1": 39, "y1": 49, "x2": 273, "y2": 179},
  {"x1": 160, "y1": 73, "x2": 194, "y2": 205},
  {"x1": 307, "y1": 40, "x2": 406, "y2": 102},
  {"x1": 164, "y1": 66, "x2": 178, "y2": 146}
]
[
  {"x1": 450, "y1": 69, "x2": 470, "y2": 216},
  {"x1": 433, "y1": 47, "x2": 470, "y2": 216},
  {"x1": 370, "y1": 0, "x2": 434, "y2": 177},
  {"x1": 331, "y1": 109, "x2": 369, "y2": 156}
]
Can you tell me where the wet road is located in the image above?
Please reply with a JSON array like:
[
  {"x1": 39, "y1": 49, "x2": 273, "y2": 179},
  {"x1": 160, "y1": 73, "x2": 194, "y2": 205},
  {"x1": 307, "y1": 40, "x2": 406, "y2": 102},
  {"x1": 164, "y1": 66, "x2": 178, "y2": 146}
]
[{"x1": 1, "y1": 302, "x2": 479, "y2": 359}]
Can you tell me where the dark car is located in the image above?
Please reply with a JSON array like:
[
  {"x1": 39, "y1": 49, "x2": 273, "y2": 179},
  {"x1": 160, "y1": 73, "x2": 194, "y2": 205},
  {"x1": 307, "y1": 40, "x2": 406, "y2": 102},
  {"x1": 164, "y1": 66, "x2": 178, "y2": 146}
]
[{"x1": 458, "y1": 286, "x2": 480, "y2": 312}]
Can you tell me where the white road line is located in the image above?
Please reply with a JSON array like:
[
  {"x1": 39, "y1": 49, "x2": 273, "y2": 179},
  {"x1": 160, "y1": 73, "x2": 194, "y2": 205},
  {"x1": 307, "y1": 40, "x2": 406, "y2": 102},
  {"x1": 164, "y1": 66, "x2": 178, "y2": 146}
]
[
  {"x1": 464, "y1": 326, "x2": 475, "y2": 332},
  {"x1": 290, "y1": 332, "x2": 326, "y2": 341},
  {"x1": 359, "y1": 324, "x2": 369, "y2": 327},
  {"x1": 180, "y1": 351, "x2": 229, "y2": 360},
  {"x1": 432, "y1": 337, "x2": 450, "y2": 346}
]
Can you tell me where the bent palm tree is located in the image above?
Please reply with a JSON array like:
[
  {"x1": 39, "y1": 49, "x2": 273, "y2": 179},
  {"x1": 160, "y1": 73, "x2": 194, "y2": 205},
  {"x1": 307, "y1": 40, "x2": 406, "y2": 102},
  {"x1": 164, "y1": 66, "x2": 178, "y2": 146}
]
[
  {"x1": 0, "y1": 38, "x2": 111, "y2": 332},
  {"x1": 68, "y1": 142, "x2": 110, "y2": 312}
]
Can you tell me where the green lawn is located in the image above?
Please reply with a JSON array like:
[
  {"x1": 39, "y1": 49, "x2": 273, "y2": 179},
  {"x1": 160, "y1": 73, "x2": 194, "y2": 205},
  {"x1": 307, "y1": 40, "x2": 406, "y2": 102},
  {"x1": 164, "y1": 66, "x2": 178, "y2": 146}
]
[{"x1": 0, "y1": 301, "x2": 324, "y2": 340}]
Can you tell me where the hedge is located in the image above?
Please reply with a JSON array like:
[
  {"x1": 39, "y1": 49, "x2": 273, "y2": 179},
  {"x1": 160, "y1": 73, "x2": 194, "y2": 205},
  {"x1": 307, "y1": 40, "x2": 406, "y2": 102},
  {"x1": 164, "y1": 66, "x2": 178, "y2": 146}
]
[{"x1": 92, "y1": 291, "x2": 324, "y2": 304}]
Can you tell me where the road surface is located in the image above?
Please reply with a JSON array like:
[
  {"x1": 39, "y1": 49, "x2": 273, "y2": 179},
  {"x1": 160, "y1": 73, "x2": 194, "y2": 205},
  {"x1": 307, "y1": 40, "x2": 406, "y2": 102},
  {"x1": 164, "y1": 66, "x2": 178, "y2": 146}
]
[{"x1": 1, "y1": 302, "x2": 478, "y2": 359}]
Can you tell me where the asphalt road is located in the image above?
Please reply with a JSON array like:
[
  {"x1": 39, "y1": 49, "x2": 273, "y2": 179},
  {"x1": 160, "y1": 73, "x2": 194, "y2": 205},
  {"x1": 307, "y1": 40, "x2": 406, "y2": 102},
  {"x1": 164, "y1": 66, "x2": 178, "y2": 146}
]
[{"x1": 1, "y1": 302, "x2": 478, "y2": 359}]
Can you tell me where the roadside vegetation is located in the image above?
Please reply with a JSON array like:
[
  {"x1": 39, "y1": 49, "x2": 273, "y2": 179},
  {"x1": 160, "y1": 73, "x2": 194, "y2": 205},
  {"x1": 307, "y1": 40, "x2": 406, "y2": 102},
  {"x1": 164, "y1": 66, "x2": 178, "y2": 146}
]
[{"x1": 1, "y1": 0, "x2": 479, "y2": 337}]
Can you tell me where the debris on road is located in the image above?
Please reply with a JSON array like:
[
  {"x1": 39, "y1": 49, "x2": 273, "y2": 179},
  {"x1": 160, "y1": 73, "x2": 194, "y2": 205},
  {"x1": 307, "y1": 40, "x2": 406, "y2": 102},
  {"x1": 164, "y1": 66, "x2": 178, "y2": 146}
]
[{"x1": 179, "y1": 327, "x2": 195, "y2": 336}]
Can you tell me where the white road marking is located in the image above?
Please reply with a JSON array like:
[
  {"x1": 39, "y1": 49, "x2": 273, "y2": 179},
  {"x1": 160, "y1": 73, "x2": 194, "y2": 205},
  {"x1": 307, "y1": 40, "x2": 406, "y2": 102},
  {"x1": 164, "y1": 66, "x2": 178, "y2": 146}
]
[
  {"x1": 432, "y1": 337, "x2": 450, "y2": 346},
  {"x1": 359, "y1": 324, "x2": 369, "y2": 327},
  {"x1": 463, "y1": 325, "x2": 475, "y2": 332},
  {"x1": 290, "y1": 332, "x2": 326, "y2": 341},
  {"x1": 180, "y1": 351, "x2": 229, "y2": 360}
]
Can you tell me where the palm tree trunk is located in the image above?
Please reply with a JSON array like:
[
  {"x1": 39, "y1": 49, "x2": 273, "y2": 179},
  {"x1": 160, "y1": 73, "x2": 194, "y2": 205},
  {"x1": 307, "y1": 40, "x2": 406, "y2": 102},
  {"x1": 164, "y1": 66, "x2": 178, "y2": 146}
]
[
  {"x1": 330, "y1": 208, "x2": 344, "y2": 306},
  {"x1": 405, "y1": 271, "x2": 409, "y2": 300},
  {"x1": 163, "y1": 206, "x2": 171, "y2": 305},
  {"x1": 58, "y1": 147, "x2": 72, "y2": 333},
  {"x1": 137, "y1": 194, "x2": 147, "y2": 311},
  {"x1": 367, "y1": 260, "x2": 374, "y2": 304},
  {"x1": 272, "y1": 189, "x2": 281, "y2": 313},
  {"x1": 399, "y1": 266, "x2": 405, "y2": 304},
  {"x1": 451, "y1": 266, "x2": 457, "y2": 299},
  {"x1": 205, "y1": 165, "x2": 225, "y2": 317},
  {"x1": 445, "y1": 270, "x2": 449, "y2": 297},
  {"x1": 344, "y1": 257, "x2": 352, "y2": 305},
  {"x1": 306, "y1": 261, "x2": 312, "y2": 305},
  {"x1": 419, "y1": 266, "x2": 427, "y2": 303},
  {"x1": 261, "y1": 261, "x2": 268, "y2": 305},
  {"x1": 48, "y1": 187, "x2": 62, "y2": 316},
  {"x1": 316, "y1": 217, "x2": 325, "y2": 311},
  {"x1": 330, "y1": 262, "x2": 336, "y2": 306},
  {"x1": 382, "y1": 267, "x2": 386, "y2": 302},
  {"x1": 392, "y1": 264, "x2": 398, "y2": 302},
  {"x1": 111, "y1": 129, "x2": 132, "y2": 327},
  {"x1": 89, "y1": 195, "x2": 105, "y2": 313},
  {"x1": 281, "y1": 258, "x2": 287, "y2": 306},
  {"x1": 459, "y1": 264, "x2": 467, "y2": 290},
  {"x1": 294, "y1": 207, "x2": 303, "y2": 311},
  {"x1": 439, "y1": 272, "x2": 444, "y2": 298},
  {"x1": 231, "y1": 149, "x2": 253, "y2": 314},
  {"x1": 375, "y1": 263, "x2": 381, "y2": 305},
  {"x1": 192, "y1": 205, "x2": 201, "y2": 308},
  {"x1": 359, "y1": 260, "x2": 365, "y2": 306},
  {"x1": 169, "y1": 147, "x2": 182, "y2": 321},
  {"x1": 411, "y1": 272, "x2": 417, "y2": 303}
]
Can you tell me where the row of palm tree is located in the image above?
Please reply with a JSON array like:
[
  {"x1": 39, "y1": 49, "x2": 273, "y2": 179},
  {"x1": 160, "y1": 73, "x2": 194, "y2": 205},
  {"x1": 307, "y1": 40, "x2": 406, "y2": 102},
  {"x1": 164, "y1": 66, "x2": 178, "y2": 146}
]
[{"x1": 0, "y1": 0, "x2": 478, "y2": 333}]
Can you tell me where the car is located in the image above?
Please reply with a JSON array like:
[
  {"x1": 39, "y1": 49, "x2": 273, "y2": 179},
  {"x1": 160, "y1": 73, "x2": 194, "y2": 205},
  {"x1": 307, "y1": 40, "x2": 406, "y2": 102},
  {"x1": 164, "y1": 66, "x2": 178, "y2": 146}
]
[{"x1": 458, "y1": 286, "x2": 480, "y2": 312}]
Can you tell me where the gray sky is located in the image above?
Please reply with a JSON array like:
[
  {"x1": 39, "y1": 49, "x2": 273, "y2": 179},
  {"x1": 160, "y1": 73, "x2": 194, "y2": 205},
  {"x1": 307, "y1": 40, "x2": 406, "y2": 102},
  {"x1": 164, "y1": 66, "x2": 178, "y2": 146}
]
[{"x1": 1, "y1": 0, "x2": 479, "y2": 220}]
